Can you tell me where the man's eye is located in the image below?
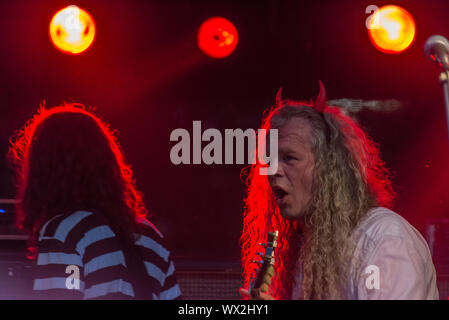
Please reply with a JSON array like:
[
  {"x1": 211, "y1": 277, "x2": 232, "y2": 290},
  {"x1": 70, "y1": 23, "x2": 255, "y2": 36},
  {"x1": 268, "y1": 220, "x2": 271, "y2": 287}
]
[{"x1": 284, "y1": 155, "x2": 296, "y2": 161}]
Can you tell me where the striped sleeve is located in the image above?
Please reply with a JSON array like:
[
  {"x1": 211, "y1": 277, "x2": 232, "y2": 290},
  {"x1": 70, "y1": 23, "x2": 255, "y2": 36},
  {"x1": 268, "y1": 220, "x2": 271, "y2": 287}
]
[
  {"x1": 137, "y1": 219, "x2": 182, "y2": 300},
  {"x1": 159, "y1": 257, "x2": 182, "y2": 300}
]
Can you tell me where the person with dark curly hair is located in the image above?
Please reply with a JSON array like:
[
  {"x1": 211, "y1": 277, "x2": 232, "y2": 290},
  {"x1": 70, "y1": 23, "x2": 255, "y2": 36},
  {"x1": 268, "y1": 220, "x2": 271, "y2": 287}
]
[
  {"x1": 8, "y1": 103, "x2": 181, "y2": 300},
  {"x1": 240, "y1": 83, "x2": 439, "y2": 300}
]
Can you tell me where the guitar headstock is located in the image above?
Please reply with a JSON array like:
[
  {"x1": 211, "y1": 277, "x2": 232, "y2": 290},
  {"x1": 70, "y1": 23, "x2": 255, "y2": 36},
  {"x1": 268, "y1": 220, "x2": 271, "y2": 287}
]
[{"x1": 249, "y1": 230, "x2": 279, "y2": 299}]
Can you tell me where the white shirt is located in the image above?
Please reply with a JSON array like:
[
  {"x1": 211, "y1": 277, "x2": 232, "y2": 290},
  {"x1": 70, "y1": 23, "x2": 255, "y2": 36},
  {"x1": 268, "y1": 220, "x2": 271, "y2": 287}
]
[{"x1": 292, "y1": 207, "x2": 439, "y2": 299}]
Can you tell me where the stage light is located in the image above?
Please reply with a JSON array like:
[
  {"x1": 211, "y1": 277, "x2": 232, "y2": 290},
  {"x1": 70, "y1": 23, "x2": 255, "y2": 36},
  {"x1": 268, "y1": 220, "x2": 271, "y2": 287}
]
[
  {"x1": 197, "y1": 17, "x2": 238, "y2": 58},
  {"x1": 368, "y1": 5, "x2": 416, "y2": 54},
  {"x1": 49, "y1": 5, "x2": 96, "y2": 55}
]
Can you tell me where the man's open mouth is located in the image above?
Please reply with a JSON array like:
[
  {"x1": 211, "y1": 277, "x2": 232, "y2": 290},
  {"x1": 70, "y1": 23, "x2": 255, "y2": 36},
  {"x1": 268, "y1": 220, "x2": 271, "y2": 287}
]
[{"x1": 272, "y1": 186, "x2": 288, "y2": 201}]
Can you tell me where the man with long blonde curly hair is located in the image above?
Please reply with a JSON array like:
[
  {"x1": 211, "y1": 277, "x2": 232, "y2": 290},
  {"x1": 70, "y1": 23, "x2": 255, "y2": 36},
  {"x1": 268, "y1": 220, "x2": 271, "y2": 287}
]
[{"x1": 240, "y1": 82, "x2": 439, "y2": 300}]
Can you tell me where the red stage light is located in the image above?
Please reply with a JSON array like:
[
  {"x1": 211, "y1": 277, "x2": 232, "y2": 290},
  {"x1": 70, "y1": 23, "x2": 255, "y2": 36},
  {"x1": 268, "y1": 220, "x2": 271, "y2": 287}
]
[
  {"x1": 49, "y1": 5, "x2": 96, "y2": 55},
  {"x1": 197, "y1": 17, "x2": 238, "y2": 59},
  {"x1": 367, "y1": 5, "x2": 416, "y2": 54}
]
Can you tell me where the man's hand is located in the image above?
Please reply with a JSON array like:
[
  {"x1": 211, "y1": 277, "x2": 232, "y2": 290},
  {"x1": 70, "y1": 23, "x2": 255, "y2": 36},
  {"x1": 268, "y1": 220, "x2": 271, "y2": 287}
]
[{"x1": 239, "y1": 288, "x2": 275, "y2": 300}]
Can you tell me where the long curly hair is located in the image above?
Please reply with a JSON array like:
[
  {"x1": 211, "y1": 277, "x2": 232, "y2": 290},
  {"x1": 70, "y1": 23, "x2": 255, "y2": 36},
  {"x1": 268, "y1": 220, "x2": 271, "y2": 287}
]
[
  {"x1": 241, "y1": 95, "x2": 394, "y2": 300},
  {"x1": 8, "y1": 103, "x2": 148, "y2": 258}
]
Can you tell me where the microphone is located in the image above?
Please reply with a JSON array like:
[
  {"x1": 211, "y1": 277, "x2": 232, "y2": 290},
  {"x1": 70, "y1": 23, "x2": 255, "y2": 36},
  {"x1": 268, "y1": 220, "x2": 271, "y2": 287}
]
[
  {"x1": 424, "y1": 35, "x2": 449, "y2": 70},
  {"x1": 424, "y1": 35, "x2": 449, "y2": 143}
]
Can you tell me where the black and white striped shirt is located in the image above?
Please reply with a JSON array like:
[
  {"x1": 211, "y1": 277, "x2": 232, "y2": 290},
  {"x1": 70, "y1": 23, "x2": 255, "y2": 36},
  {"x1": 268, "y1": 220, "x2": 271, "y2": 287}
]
[{"x1": 33, "y1": 210, "x2": 181, "y2": 300}]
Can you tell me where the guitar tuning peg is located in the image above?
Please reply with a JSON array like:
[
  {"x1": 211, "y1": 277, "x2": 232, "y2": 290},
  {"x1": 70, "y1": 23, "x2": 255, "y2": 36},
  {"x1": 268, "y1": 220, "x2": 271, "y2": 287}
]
[
  {"x1": 256, "y1": 252, "x2": 263, "y2": 257},
  {"x1": 258, "y1": 243, "x2": 266, "y2": 247}
]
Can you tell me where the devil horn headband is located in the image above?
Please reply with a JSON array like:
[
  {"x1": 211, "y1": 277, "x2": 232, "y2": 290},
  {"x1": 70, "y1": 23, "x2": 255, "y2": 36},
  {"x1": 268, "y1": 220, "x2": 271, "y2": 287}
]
[
  {"x1": 276, "y1": 87, "x2": 283, "y2": 106},
  {"x1": 314, "y1": 80, "x2": 327, "y2": 113},
  {"x1": 275, "y1": 81, "x2": 327, "y2": 112}
]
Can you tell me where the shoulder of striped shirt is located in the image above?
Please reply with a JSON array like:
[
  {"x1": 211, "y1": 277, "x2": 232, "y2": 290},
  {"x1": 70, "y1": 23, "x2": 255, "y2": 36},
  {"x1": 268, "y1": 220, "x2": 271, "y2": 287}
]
[
  {"x1": 39, "y1": 210, "x2": 166, "y2": 244},
  {"x1": 38, "y1": 210, "x2": 171, "y2": 263},
  {"x1": 137, "y1": 216, "x2": 165, "y2": 239},
  {"x1": 39, "y1": 210, "x2": 164, "y2": 238},
  {"x1": 38, "y1": 213, "x2": 65, "y2": 240},
  {"x1": 38, "y1": 210, "x2": 95, "y2": 242}
]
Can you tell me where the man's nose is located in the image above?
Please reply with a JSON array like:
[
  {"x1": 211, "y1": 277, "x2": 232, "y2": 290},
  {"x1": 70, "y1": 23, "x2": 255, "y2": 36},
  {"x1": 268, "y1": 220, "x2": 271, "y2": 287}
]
[{"x1": 270, "y1": 161, "x2": 285, "y2": 179}]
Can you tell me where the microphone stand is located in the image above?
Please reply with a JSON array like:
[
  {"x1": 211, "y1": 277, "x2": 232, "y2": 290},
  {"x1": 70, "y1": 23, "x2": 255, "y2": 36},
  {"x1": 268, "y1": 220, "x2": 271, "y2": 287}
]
[{"x1": 439, "y1": 70, "x2": 449, "y2": 140}]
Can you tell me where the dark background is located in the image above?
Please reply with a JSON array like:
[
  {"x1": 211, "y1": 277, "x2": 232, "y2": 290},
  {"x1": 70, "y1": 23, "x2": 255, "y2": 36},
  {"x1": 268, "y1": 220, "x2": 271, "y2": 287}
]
[{"x1": 0, "y1": 0, "x2": 448, "y2": 263}]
